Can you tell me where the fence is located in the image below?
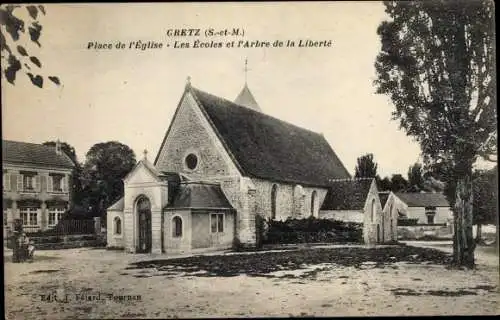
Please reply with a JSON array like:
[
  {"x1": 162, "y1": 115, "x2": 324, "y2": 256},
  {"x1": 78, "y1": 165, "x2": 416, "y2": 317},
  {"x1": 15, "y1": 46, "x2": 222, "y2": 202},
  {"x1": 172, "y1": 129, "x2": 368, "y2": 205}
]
[
  {"x1": 6, "y1": 218, "x2": 105, "y2": 250},
  {"x1": 26, "y1": 219, "x2": 95, "y2": 236}
]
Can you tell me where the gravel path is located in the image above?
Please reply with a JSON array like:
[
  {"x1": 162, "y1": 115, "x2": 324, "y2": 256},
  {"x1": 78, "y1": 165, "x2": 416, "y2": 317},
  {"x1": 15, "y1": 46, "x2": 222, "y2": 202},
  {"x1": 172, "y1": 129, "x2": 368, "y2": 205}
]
[{"x1": 4, "y1": 245, "x2": 499, "y2": 319}]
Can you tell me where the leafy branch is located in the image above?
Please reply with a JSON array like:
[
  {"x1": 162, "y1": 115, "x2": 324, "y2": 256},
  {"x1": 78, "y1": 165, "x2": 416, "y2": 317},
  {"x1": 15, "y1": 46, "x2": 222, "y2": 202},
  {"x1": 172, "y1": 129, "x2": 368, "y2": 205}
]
[{"x1": 0, "y1": 4, "x2": 60, "y2": 88}]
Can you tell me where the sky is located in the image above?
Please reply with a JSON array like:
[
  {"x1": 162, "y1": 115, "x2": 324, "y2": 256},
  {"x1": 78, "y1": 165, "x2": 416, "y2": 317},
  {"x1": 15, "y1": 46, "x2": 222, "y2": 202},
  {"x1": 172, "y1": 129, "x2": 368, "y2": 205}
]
[{"x1": 1, "y1": 2, "x2": 460, "y2": 178}]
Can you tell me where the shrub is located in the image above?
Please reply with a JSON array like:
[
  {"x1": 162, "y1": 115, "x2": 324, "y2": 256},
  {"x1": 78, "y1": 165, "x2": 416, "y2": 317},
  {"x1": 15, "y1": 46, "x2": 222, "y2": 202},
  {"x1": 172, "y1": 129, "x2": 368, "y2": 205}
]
[
  {"x1": 397, "y1": 218, "x2": 419, "y2": 226},
  {"x1": 263, "y1": 216, "x2": 363, "y2": 245}
]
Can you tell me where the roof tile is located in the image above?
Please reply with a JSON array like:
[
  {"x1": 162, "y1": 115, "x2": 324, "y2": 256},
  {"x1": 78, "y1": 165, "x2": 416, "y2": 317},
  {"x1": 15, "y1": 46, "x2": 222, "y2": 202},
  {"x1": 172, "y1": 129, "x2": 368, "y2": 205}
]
[
  {"x1": 190, "y1": 87, "x2": 351, "y2": 186},
  {"x1": 2, "y1": 140, "x2": 74, "y2": 169},
  {"x1": 321, "y1": 178, "x2": 373, "y2": 210},
  {"x1": 394, "y1": 192, "x2": 450, "y2": 207}
]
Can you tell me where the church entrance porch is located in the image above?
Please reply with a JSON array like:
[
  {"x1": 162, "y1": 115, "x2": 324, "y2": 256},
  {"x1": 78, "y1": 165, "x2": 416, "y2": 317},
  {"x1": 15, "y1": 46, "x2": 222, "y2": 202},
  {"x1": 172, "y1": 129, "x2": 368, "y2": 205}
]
[{"x1": 137, "y1": 197, "x2": 152, "y2": 253}]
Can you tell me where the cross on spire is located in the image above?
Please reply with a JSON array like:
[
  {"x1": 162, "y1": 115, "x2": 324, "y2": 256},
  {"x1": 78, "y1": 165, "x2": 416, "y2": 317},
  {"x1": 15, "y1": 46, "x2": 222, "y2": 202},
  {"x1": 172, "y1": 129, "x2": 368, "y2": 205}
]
[{"x1": 244, "y1": 58, "x2": 251, "y2": 84}]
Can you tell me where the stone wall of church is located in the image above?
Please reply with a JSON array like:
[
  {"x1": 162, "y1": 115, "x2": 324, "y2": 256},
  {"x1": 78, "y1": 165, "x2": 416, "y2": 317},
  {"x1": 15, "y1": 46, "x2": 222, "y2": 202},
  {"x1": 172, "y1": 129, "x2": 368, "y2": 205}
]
[
  {"x1": 155, "y1": 92, "x2": 240, "y2": 179},
  {"x1": 163, "y1": 209, "x2": 192, "y2": 253},
  {"x1": 106, "y1": 210, "x2": 125, "y2": 248},
  {"x1": 252, "y1": 178, "x2": 328, "y2": 221}
]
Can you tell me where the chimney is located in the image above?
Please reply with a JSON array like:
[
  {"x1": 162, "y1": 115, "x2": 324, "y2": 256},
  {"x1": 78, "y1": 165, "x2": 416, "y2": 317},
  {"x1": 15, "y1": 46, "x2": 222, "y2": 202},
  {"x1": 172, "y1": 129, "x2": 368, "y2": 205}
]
[{"x1": 55, "y1": 139, "x2": 62, "y2": 155}]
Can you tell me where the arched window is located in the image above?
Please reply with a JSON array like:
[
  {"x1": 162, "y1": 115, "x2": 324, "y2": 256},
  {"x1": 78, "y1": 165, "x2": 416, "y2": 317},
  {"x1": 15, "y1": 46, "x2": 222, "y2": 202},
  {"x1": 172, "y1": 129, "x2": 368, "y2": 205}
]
[
  {"x1": 172, "y1": 216, "x2": 182, "y2": 237},
  {"x1": 371, "y1": 198, "x2": 376, "y2": 222},
  {"x1": 114, "y1": 217, "x2": 121, "y2": 235},
  {"x1": 311, "y1": 191, "x2": 317, "y2": 216},
  {"x1": 271, "y1": 184, "x2": 278, "y2": 219}
]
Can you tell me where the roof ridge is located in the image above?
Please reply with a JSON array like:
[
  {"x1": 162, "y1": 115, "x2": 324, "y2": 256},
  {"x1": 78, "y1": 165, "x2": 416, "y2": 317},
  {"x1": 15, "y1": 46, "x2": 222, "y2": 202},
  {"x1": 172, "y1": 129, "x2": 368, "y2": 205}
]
[
  {"x1": 182, "y1": 181, "x2": 221, "y2": 186},
  {"x1": 190, "y1": 86, "x2": 326, "y2": 138},
  {"x1": 328, "y1": 177, "x2": 373, "y2": 182}
]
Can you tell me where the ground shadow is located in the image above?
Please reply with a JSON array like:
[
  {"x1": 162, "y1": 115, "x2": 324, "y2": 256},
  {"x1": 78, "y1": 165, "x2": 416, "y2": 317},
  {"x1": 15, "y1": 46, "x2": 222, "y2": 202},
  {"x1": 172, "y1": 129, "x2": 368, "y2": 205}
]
[{"x1": 127, "y1": 245, "x2": 451, "y2": 278}]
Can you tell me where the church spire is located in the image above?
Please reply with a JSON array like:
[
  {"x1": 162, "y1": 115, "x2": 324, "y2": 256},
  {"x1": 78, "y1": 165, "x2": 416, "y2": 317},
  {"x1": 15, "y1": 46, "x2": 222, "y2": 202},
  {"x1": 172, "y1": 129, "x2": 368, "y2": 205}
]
[{"x1": 234, "y1": 58, "x2": 262, "y2": 112}]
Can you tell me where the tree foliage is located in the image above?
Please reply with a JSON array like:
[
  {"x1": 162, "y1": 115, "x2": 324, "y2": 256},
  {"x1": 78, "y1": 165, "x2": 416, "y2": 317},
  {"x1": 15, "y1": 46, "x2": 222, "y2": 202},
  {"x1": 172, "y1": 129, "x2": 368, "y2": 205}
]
[
  {"x1": 82, "y1": 141, "x2": 136, "y2": 218},
  {"x1": 0, "y1": 4, "x2": 60, "y2": 87},
  {"x1": 354, "y1": 153, "x2": 378, "y2": 178},
  {"x1": 390, "y1": 174, "x2": 408, "y2": 192},
  {"x1": 376, "y1": 175, "x2": 393, "y2": 191},
  {"x1": 473, "y1": 166, "x2": 498, "y2": 226},
  {"x1": 407, "y1": 163, "x2": 425, "y2": 192},
  {"x1": 375, "y1": 0, "x2": 496, "y2": 268}
]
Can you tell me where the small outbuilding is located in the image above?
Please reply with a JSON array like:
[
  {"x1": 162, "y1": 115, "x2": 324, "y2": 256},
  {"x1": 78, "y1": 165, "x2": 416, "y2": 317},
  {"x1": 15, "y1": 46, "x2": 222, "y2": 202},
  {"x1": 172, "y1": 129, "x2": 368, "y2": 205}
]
[{"x1": 319, "y1": 178, "x2": 395, "y2": 244}]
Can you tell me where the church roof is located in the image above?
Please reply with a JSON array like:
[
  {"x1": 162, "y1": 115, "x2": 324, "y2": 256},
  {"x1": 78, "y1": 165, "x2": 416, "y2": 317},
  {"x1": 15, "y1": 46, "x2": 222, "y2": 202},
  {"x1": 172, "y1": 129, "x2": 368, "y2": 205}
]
[
  {"x1": 108, "y1": 197, "x2": 124, "y2": 211},
  {"x1": 234, "y1": 84, "x2": 261, "y2": 112},
  {"x1": 2, "y1": 140, "x2": 75, "y2": 169},
  {"x1": 190, "y1": 86, "x2": 351, "y2": 187},
  {"x1": 321, "y1": 178, "x2": 374, "y2": 211},
  {"x1": 165, "y1": 182, "x2": 234, "y2": 210}
]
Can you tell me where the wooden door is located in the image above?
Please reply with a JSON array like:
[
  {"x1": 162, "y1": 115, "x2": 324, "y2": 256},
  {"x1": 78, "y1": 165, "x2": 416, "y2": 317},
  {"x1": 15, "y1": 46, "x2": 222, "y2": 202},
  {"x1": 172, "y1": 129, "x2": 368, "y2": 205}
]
[{"x1": 137, "y1": 209, "x2": 151, "y2": 253}]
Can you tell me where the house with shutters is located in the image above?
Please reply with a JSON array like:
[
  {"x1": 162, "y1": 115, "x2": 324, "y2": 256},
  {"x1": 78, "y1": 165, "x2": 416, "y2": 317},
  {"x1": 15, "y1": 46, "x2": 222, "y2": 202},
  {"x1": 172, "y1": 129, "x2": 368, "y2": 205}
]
[
  {"x1": 2, "y1": 140, "x2": 74, "y2": 235},
  {"x1": 106, "y1": 78, "x2": 387, "y2": 254}
]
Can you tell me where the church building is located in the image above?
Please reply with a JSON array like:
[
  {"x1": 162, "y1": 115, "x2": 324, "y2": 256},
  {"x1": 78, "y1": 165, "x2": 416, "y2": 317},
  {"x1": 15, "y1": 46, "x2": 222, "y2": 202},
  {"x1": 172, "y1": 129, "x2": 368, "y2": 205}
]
[{"x1": 106, "y1": 76, "x2": 386, "y2": 254}]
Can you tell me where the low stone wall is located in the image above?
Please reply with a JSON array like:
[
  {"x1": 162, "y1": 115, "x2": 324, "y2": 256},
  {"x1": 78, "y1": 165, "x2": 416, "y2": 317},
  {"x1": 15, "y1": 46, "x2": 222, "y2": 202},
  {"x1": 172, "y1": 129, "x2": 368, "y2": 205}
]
[
  {"x1": 5, "y1": 234, "x2": 107, "y2": 250},
  {"x1": 397, "y1": 224, "x2": 453, "y2": 240}
]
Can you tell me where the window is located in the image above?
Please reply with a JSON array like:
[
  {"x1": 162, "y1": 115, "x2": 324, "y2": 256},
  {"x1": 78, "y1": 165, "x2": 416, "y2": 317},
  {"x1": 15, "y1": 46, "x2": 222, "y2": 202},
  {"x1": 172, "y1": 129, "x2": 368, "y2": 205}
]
[
  {"x1": 371, "y1": 199, "x2": 376, "y2": 222},
  {"x1": 114, "y1": 217, "x2": 122, "y2": 235},
  {"x1": 3, "y1": 209, "x2": 8, "y2": 226},
  {"x1": 210, "y1": 213, "x2": 224, "y2": 233},
  {"x1": 271, "y1": 184, "x2": 278, "y2": 219},
  {"x1": 19, "y1": 172, "x2": 40, "y2": 192},
  {"x1": 49, "y1": 212, "x2": 56, "y2": 226},
  {"x1": 20, "y1": 207, "x2": 38, "y2": 226},
  {"x1": 24, "y1": 175, "x2": 34, "y2": 191},
  {"x1": 3, "y1": 172, "x2": 10, "y2": 191},
  {"x1": 185, "y1": 153, "x2": 198, "y2": 170},
  {"x1": 311, "y1": 191, "x2": 317, "y2": 216},
  {"x1": 172, "y1": 216, "x2": 182, "y2": 237},
  {"x1": 50, "y1": 174, "x2": 64, "y2": 192},
  {"x1": 425, "y1": 206, "x2": 436, "y2": 224},
  {"x1": 427, "y1": 214, "x2": 435, "y2": 224},
  {"x1": 137, "y1": 197, "x2": 151, "y2": 212},
  {"x1": 48, "y1": 208, "x2": 65, "y2": 226}
]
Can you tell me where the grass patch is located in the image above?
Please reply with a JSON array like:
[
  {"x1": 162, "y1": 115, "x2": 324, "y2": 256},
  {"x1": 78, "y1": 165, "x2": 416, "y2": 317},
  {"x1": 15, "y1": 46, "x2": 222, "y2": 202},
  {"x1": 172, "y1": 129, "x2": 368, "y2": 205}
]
[
  {"x1": 391, "y1": 285, "x2": 497, "y2": 297},
  {"x1": 29, "y1": 269, "x2": 60, "y2": 274},
  {"x1": 127, "y1": 245, "x2": 450, "y2": 277}
]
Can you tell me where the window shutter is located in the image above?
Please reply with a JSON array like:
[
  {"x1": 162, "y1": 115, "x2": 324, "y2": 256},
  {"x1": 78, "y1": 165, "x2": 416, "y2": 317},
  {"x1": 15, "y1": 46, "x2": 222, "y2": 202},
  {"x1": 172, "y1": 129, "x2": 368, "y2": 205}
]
[
  {"x1": 47, "y1": 176, "x2": 53, "y2": 193},
  {"x1": 17, "y1": 174, "x2": 23, "y2": 191},
  {"x1": 3, "y1": 173, "x2": 10, "y2": 191},
  {"x1": 35, "y1": 175, "x2": 41, "y2": 192},
  {"x1": 62, "y1": 176, "x2": 68, "y2": 192}
]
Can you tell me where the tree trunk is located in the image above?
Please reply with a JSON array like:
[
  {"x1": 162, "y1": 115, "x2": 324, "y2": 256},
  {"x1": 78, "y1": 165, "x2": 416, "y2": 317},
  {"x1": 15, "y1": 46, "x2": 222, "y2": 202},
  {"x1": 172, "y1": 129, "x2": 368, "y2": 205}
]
[
  {"x1": 452, "y1": 174, "x2": 476, "y2": 268},
  {"x1": 475, "y1": 223, "x2": 482, "y2": 244}
]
